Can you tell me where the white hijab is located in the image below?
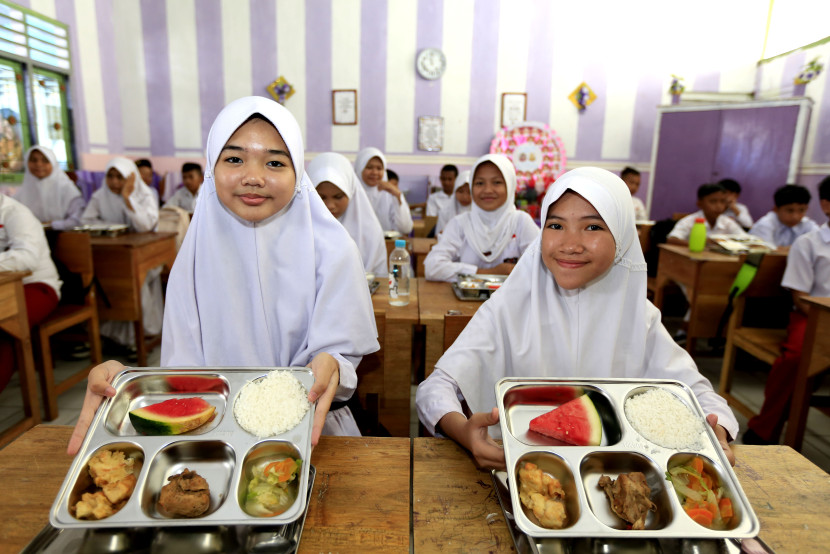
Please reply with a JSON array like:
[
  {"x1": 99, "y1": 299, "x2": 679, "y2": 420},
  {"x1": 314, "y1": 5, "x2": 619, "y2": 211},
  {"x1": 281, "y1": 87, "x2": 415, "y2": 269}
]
[
  {"x1": 437, "y1": 167, "x2": 660, "y2": 415},
  {"x1": 353, "y1": 146, "x2": 387, "y2": 208},
  {"x1": 161, "y1": 96, "x2": 378, "y2": 368},
  {"x1": 15, "y1": 146, "x2": 81, "y2": 222},
  {"x1": 451, "y1": 169, "x2": 472, "y2": 216},
  {"x1": 308, "y1": 152, "x2": 387, "y2": 277},
  {"x1": 457, "y1": 154, "x2": 521, "y2": 263},
  {"x1": 95, "y1": 157, "x2": 159, "y2": 226}
]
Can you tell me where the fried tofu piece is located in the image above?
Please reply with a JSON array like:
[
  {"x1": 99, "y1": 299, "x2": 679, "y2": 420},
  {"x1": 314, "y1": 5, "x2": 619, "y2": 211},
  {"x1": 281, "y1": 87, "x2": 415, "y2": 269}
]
[
  {"x1": 518, "y1": 462, "x2": 568, "y2": 529},
  {"x1": 102, "y1": 473, "x2": 137, "y2": 505},
  {"x1": 88, "y1": 450, "x2": 135, "y2": 487},
  {"x1": 75, "y1": 492, "x2": 115, "y2": 520}
]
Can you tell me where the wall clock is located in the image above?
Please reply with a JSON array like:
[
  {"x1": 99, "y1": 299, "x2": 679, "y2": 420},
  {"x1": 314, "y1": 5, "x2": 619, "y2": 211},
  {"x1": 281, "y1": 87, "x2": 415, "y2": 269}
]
[{"x1": 416, "y1": 48, "x2": 446, "y2": 80}]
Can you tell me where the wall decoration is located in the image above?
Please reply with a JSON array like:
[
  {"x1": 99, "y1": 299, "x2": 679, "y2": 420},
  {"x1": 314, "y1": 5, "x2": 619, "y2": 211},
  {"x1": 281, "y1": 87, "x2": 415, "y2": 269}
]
[
  {"x1": 794, "y1": 57, "x2": 824, "y2": 85},
  {"x1": 417, "y1": 116, "x2": 443, "y2": 151},
  {"x1": 416, "y1": 48, "x2": 447, "y2": 80},
  {"x1": 500, "y1": 92, "x2": 527, "y2": 128},
  {"x1": 568, "y1": 82, "x2": 596, "y2": 112},
  {"x1": 669, "y1": 74, "x2": 685, "y2": 104},
  {"x1": 490, "y1": 122, "x2": 567, "y2": 201},
  {"x1": 266, "y1": 76, "x2": 295, "y2": 104},
  {"x1": 331, "y1": 89, "x2": 358, "y2": 125}
]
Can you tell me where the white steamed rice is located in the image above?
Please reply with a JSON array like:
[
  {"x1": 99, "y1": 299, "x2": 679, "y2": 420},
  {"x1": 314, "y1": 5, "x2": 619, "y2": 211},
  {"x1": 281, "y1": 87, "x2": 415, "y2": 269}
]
[
  {"x1": 624, "y1": 388, "x2": 704, "y2": 450},
  {"x1": 234, "y1": 370, "x2": 310, "y2": 437}
]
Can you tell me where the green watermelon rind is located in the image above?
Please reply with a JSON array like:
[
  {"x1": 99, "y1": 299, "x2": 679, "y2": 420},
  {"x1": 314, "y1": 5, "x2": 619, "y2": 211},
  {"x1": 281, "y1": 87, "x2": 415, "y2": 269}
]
[
  {"x1": 528, "y1": 394, "x2": 603, "y2": 446},
  {"x1": 129, "y1": 399, "x2": 216, "y2": 435}
]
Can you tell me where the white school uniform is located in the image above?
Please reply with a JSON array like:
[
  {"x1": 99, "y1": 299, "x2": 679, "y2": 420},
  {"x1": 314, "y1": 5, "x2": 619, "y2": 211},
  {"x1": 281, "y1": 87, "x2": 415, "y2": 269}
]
[
  {"x1": 668, "y1": 210, "x2": 746, "y2": 241},
  {"x1": 724, "y1": 202, "x2": 753, "y2": 228},
  {"x1": 0, "y1": 194, "x2": 61, "y2": 296},
  {"x1": 748, "y1": 211, "x2": 818, "y2": 247},
  {"x1": 354, "y1": 148, "x2": 413, "y2": 235},
  {"x1": 308, "y1": 152, "x2": 388, "y2": 277},
  {"x1": 416, "y1": 167, "x2": 739, "y2": 441},
  {"x1": 81, "y1": 157, "x2": 162, "y2": 345},
  {"x1": 781, "y1": 223, "x2": 830, "y2": 297},
  {"x1": 15, "y1": 146, "x2": 84, "y2": 230},
  {"x1": 426, "y1": 190, "x2": 451, "y2": 217},
  {"x1": 164, "y1": 187, "x2": 199, "y2": 213},
  {"x1": 424, "y1": 155, "x2": 539, "y2": 282},
  {"x1": 631, "y1": 195, "x2": 647, "y2": 221},
  {"x1": 435, "y1": 170, "x2": 472, "y2": 236},
  {"x1": 162, "y1": 96, "x2": 379, "y2": 437}
]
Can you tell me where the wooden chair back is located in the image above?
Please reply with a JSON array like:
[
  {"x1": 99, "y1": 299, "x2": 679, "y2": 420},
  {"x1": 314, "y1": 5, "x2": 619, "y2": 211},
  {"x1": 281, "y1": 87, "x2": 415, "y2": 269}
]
[
  {"x1": 55, "y1": 232, "x2": 94, "y2": 290},
  {"x1": 443, "y1": 313, "x2": 472, "y2": 351}
]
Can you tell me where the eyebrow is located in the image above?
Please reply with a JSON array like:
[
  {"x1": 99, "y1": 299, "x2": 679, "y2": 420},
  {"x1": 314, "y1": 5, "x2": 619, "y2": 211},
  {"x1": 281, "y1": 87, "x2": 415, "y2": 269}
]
[
  {"x1": 545, "y1": 214, "x2": 605, "y2": 223},
  {"x1": 221, "y1": 144, "x2": 291, "y2": 157}
]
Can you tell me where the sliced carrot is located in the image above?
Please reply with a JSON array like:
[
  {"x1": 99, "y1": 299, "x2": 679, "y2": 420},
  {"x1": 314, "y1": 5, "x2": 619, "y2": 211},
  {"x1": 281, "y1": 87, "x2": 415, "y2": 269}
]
[
  {"x1": 719, "y1": 498, "x2": 733, "y2": 520},
  {"x1": 691, "y1": 457, "x2": 704, "y2": 475},
  {"x1": 685, "y1": 507, "x2": 714, "y2": 527},
  {"x1": 264, "y1": 459, "x2": 296, "y2": 482}
]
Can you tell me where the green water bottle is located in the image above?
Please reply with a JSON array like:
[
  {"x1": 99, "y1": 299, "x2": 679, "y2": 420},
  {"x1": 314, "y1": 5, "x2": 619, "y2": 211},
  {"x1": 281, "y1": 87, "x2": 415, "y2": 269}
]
[{"x1": 689, "y1": 217, "x2": 707, "y2": 252}]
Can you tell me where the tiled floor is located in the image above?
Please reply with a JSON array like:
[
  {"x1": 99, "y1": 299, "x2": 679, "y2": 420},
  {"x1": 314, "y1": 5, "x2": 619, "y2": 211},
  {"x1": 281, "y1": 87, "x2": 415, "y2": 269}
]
[{"x1": 2, "y1": 343, "x2": 829, "y2": 474}]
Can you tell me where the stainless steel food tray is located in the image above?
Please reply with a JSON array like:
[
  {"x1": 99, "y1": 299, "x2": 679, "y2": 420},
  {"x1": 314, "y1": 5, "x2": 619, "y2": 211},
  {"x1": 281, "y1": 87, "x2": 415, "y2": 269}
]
[
  {"x1": 369, "y1": 280, "x2": 380, "y2": 295},
  {"x1": 71, "y1": 223, "x2": 129, "y2": 237},
  {"x1": 51, "y1": 368, "x2": 316, "y2": 529},
  {"x1": 452, "y1": 273, "x2": 507, "y2": 301},
  {"x1": 496, "y1": 377, "x2": 760, "y2": 539}
]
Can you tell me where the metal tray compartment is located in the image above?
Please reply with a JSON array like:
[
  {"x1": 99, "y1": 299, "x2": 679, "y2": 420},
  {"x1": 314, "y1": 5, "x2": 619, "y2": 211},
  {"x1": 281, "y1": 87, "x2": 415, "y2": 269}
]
[
  {"x1": 496, "y1": 377, "x2": 759, "y2": 540},
  {"x1": 452, "y1": 273, "x2": 507, "y2": 301},
  {"x1": 51, "y1": 368, "x2": 315, "y2": 529}
]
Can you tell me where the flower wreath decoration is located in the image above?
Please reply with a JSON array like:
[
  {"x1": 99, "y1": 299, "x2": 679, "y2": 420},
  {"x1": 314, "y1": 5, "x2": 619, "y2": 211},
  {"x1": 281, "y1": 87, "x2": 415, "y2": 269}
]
[{"x1": 490, "y1": 122, "x2": 567, "y2": 196}]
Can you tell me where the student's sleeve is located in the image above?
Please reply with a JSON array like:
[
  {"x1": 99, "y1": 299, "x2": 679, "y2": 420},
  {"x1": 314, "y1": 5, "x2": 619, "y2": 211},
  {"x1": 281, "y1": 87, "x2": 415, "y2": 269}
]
[
  {"x1": 393, "y1": 194, "x2": 413, "y2": 235},
  {"x1": 726, "y1": 218, "x2": 748, "y2": 235},
  {"x1": 667, "y1": 215, "x2": 692, "y2": 240},
  {"x1": 127, "y1": 192, "x2": 159, "y2": 233},
  {"x1": 80, "y1": 193, "x2": 104, "y2": 225},
  {"x1": 416, "y1": 367, "x2": 465, "y2": 436},
  {"x1": 0, "y1": 205, "x2": 45, "y2": 272},
  {"x1": 423, "y1": 218, "x2": 478, "y2": 281},
  {"x1": 736, "y1": 204, "x2": 753, "y2": 228},
  {"x1": 748, "y1": 217, "x2": 773, "y2": 244},
  {"x1": 426, "y1": 195, "x2": 440, "y2": 217},
  {"x1": 781, "y1": 236, "x2": 814, "y2": 294},
  {"x1": 50, "y1": 195, "x2": 85, "y2": 231},
  {"x1": 632, "y1": 197, "x2": 647, "y2": 221},
  {"x1": 517, "y1": 213, "x2": 541, "y2": 253},
  {"x1": 642, "y1": 304, "x2": 740, "y2": 440}
]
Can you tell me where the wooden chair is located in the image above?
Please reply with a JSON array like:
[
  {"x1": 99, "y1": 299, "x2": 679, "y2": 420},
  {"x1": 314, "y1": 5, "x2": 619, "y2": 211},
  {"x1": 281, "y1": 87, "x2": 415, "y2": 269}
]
[
  {"x1": 353, "y1": 313, "x2": 385, "y2": 436},
  {"x1": 718, "y1": 254, "x2": 789, "y2": 419},
  {"x1": 35, "y1": 232, "x2": 102, "y2": 420},
  {"x1": 443, "y1": 313, "x2": 472, "y2": 351},
  {"x1": 413, "y1": 215, "x2": 437, "y2": 238}
]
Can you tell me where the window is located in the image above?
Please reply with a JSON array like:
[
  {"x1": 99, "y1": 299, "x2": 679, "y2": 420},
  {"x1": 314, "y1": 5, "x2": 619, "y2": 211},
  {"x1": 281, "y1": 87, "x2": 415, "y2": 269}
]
[{"x1": 0, "y1": 58, "x2": 28, "y2": 180}]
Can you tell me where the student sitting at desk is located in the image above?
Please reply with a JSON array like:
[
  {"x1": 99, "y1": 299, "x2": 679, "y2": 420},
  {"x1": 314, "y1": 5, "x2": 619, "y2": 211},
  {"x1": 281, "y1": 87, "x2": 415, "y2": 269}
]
[
  {"x1": 621, "y1": 166, "x2": 647, "y2": 221},
  {"x1": 667, "y1": 183, "x2": 747, "y2": 245},
  {"x1": 749, "y1": 184, "x2": 818, "y2": 247},
  {"x1": 719, "y1": 178, "x2": 753, "y2": 229},
  {"x1": 744, "y1": 177, "x2": 830, "y2": 445},
  {"x1": 163, "y1": 162, "x2": 203, "y2": 213},
  {"x1": 15, "y1": 146, "x2": 84, "y2": 230},
  {"x1": 423, "y1": 154, "x2": 539, "y2": 282},
  {"x1": 435, "y1": 170, "x2": 472, "y2": 237},
  {"x1": 427, "y1": 164, "x2": 459, "y2": 217},
  {"x1": 354, "y1": 147, "x2": 413, "y2": 235}
]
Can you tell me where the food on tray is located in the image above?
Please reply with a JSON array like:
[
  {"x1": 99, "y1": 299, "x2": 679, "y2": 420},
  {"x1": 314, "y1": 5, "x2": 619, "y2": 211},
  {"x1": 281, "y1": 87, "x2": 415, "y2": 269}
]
[
  {"x1": 74, "y1": 449, "x2": 137, "y2": 520},
  {"x1": 528, "y1": 394, "x2": 602, "y2": 446},
  {"x1": 166, "y1": 375, "x2": 225, "y2": 392},
  {"x1": 517, "y1": 462, "x2": 568, "y2": 529},
  {"x1": 129, "y1": 397, "x2": 216, "y2": 435},
  {"x1": 158, "y1": 469, "x2": 211, "y2": 518},
  {"x1": 244, "y1": 457, "x2": 303, "y2": 517},
  {"x1": 666, "y1": 456, "x2": 733, "y2": 530},
  {"x1": 597, "y1": 472, "x2": 656, "y2": 530},
  {"x1": 234, "y1": 370, "x2": 310, "y2": 437},
  {"x1": 624, "y1": 388, "x2": 704, "y2": 450}
]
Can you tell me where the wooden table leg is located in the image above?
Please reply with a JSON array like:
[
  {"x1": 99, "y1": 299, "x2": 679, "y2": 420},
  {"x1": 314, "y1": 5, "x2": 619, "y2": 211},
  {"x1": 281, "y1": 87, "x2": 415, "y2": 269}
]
[
  {"x1": 382, "y1": 321, "x2": 414, "y2": 437},
  {"x1": 423, "y1": 321, "x2": 444, "y2": 379}
]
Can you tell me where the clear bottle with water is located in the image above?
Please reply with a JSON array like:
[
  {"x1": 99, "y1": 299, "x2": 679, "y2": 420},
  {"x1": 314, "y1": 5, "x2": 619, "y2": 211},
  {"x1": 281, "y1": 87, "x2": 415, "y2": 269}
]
[{"x1": 388, "y1": 239, "x2": 411, "y2": 306}]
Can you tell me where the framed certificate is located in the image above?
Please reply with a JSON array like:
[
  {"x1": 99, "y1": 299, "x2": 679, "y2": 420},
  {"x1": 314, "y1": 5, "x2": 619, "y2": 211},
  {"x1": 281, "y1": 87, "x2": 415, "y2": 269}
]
[
  {"x1": 418, "y1": 116, "x2": 443, "y2": 152},
  {"x1": 332, "y1": 89, "x2": 357, "y2": 125},
  {"x1": 501, "y1": 92, "x2": 527, "y2": 128}
]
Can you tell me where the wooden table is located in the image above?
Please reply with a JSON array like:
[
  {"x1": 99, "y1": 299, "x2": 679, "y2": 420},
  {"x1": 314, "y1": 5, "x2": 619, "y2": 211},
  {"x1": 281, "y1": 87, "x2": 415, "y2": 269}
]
[
  {"x1": 0, "y1": 426, "x2": 411, "y2": 554},
  {"x1": 0, "y1": 271, "x2": 40, "y2": 447},
  {"x1": 90, "y1": 232, "x2": 177, "y2": 366},
  {"x1": 411, "y1": 237, "x2": 437, "y2": 277},
  {"x1": 786, "y1": 296, "x2": 830, "y2": 450},
  {"x1": 367, "y1": 279, "x2": 420, "y2": 436},
  {"x1": 412, "y1": 439, "x2": 830, "y2": 553},
  {"x1": 653, "y1": 244, "x2": 787, "y2": 352},
  {"x1": 418, "y1": 277, "x2": 484, "y2": 377},
  {"x1": 636, "y1": 221, "x2": 654, "y2": 255}
]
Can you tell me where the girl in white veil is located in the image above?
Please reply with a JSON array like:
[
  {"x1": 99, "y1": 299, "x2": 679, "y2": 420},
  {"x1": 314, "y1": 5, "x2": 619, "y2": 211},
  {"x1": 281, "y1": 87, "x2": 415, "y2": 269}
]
[
  {"x1": 69, "y1": 97, "x2": 379, "y2": 454},
  {"x1": 15, "y1": 145, "x2": 84, "y2": 230},
  {"x1": 435, "y1": 169, "x2": 472, "y2": 236},
  {"x1": 354, "y1": 147, "x2": 413, "y2": 235},
  {"x1": 416, "y1": 167, "x2": 738, "y2": 469}
]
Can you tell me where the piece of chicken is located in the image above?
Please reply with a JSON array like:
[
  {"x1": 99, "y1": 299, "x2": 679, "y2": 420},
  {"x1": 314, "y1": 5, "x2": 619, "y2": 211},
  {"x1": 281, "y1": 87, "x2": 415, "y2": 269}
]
[
  {"x1": 598, "y1": 472, "x2": 656, "y2": 530},
  {"x1": 518, "y1": 462, "x2": 568, "y2": 529},
  {"x1": 88, "y1": 450, "x2": 135, "y2": 487},
  {"x1": 158, "y1": 469, "x2": 211, "y2": 518},
  {"x1": 75, "y1": 491, "x2": 115, "y2": 520},
  {"x1": 102, "y1": 473, "x2": 137, "y2": 506}
]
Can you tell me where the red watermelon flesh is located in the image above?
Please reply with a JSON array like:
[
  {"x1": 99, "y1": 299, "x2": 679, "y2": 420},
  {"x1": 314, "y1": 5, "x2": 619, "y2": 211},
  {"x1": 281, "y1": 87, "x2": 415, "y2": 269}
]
[
  {"x1": 528, "y1": 395, "x2": 602, "y2": 446},
  {"x1": 166, "y1": 375, "x2": 225, "y2": 392},
  {"x1": 129, "y1": 397, "x2": 216, "y2": 435}
]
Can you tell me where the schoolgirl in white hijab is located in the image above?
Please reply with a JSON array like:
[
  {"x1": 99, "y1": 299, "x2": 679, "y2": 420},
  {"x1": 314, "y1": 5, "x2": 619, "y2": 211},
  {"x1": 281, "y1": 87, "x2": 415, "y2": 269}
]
[
  {"x1": 15, "y1": 146, "x2": 84, "y2": 230},
  {"x1": 416, "y1": 167, "x2": 738, "y2": 470},
  {"x1": 424, "y1": 154, "x2": 539, "y2": 282},
  {"x1": 435, "y1": 169, "x2": 472, "y2": 236},
  {"x1": 354, "y1": 147, "x2": 413, "y2": 235},
  {"x1": 308, "y1": 152, "x2": 387, "y2": 277}
]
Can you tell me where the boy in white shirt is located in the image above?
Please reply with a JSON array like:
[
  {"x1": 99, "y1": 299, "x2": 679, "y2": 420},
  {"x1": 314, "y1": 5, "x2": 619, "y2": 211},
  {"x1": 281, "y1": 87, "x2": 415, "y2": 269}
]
[
  {"x1": 749, "y1": 184, "x2": 818, "y2": 247},
  {"x1": 744, "y1": 176, "x2": 830, "y2": 444},
  {"x1": 621, "y1": 166, "x2": 647, "y2": 221},
  {"x1": 164, "y1": 162, "x2": 203, "y2": 213},
  {"x1": 719, "y1": 178, "x2": 753, "y2": 229},
  {"x1": 667, "y1": 183, "x2": 746, "y2": 245},
  {"x1": 426, "y1": 164, "x2": 459, "y2": 217}
]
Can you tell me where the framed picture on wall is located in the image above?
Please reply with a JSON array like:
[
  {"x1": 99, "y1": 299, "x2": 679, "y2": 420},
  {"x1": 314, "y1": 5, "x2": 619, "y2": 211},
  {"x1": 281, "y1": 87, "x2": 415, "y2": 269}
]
[
  {"x1": 418, "y1": 116, "x2": 443, "y2": 151},
  {"x1": 332, "y1": 89, "x2": 357, "y2": 125},
  {"x1": 501, "y1": 92, "x2": 527, "y2": 128}
]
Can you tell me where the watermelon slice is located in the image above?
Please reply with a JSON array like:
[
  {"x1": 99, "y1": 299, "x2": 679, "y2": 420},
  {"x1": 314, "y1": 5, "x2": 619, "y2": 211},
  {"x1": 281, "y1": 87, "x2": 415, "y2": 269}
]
[
  {"x1": 529, "y1": 394, "x2": 602, "y2": 446},
  {"x1": 129, "y1": 397, "x2": 216, "y2": 435},
  {"x1": 166, "y1": 375, "x2": 225, "y2": 392}
]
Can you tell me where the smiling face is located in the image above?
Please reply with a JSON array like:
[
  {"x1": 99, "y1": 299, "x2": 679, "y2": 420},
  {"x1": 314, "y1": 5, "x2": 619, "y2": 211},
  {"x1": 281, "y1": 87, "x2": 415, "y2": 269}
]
[
  {"x1": 774, "y1": 203, "x2": 808, "y2": 228},
  {"x1": 316, "y1": 181, "x2": 350, "y2": 219},
  {"x1": 28, "y1": 149, "x2": 53, "y2": 179},
  {"x1": 455, "y1": 183, "x2": 471, "y2": 206},
  {"x1": 213, "y1": 118, "x2": 296, "y2": 222},
  {"x1": 361, "y1": 157, "x2": 384, "y2": 187},
  {"x1": 541, "y1": 191, "x2": 617, "y2": 290},
  {"x1": 472, "y1": 162, "x2": 508, "y2": 212}
]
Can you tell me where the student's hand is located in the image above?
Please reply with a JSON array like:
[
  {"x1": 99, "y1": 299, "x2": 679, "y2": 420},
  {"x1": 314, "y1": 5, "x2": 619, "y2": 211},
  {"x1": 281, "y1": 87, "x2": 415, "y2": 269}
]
[
  {"x1": 706, "y1": 414, "x2": 735, "y2": 467},
  {"x1": 307, "y1": 352, "x2": 340, "y2": 448},
  {"x1": 121, "y1": 173, "x2": 136, "y2": 211},
  {"x1": 439, "y1": 408, "x2": 505, "y2": 470},
  {"x1": 478, "y1": 262, "x2": 515, "y2": 275},
  {"x1": 67, "y1": 360, "x2": 125, "y2": 455},
  {"x1": 378, "y1": 181, "x2": 402, "y2": 203}
]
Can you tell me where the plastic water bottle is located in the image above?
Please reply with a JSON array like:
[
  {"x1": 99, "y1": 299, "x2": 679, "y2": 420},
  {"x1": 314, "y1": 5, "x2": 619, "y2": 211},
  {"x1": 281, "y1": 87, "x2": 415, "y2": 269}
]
[
  {"x1": 388, "y1": 239, "x2": 411, "y2": 306},
  {"x1": 689, "y1": 217, "x2": 707, "y2": 252}
]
